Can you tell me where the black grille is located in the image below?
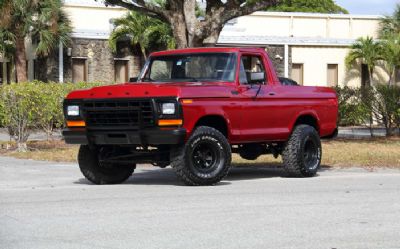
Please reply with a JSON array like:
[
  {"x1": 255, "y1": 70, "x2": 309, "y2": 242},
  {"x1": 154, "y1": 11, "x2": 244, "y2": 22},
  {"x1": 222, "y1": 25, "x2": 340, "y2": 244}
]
[{"x1": 83, "y1": 99, "x2": 155, "y2": 129}]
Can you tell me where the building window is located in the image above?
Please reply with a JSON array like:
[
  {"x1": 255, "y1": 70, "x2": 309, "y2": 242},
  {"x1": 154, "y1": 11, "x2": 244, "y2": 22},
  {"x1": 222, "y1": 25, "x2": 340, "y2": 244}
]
[
  {"x1": 291, "y1": 63, "x2": 304, "y2": 85},
  {"x1": 327, "y1": 64, "x2": 338, "y2": 87},
  {"x1": 114, "y1": 59, "x2": 129, "y2": 83},
  {"x1": 72, "y1": 58, "x2": 87, "y2": 83}
]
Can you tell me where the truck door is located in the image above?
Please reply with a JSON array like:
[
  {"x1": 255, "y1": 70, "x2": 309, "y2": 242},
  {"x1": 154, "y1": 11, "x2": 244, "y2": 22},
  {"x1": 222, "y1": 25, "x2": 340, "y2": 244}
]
[{"x1": 237, "y1": 53, "x2": 289, "y2": 141}]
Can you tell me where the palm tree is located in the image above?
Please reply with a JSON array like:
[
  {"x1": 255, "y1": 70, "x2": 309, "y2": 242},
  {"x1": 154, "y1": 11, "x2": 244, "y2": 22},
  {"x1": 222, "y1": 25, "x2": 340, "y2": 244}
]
[
  {"x1": 381, "y1": 34, "x2": 400, "y2": 85},
  {"x1": 109, "y1": 11, "x2": 175, "y2": 60},
  {"x1": 345, "y1": 37, "x2": 383, "y2": 87},
  {"x1": 379, "y1": 4, "x2": 400, "y2": 38},
  {"x1": 0, "y1": 0, "x2": 71, "y2": 82}
]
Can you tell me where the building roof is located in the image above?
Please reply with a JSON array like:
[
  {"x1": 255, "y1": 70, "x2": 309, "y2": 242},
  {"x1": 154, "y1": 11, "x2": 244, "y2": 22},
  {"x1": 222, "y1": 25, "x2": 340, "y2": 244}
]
[
  {"x1": 63, "y1": 0, "x2": 123, "y2": 8},
  {"x1": 250, "y1": 11, "x2": 382, "y2": 20},
  {"x1": 150, "y1": 47, "x2": 264, "y2": 56},
  {"x1": 71, "y1": 29, "x2": 111, "y2": 39},
  {"x1": 218, "y1": 35, "x2": 357, "y2": 46}
]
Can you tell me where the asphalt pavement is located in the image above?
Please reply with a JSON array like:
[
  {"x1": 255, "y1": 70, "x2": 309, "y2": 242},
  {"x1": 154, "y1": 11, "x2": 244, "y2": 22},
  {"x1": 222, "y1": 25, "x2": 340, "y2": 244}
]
[{"x1": 1, "y1": 156, "x2": 400, "y2": 249}]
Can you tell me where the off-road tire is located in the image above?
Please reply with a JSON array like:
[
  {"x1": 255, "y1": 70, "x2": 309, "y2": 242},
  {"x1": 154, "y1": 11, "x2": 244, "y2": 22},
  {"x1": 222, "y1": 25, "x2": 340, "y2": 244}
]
[
  {"x1": 78, "y1": 145, "x2": 135, "y2": 184},
  {"x1": 171, "y1": 126, "x2": 232, "y2": 186},
  {"x1": 282, "y1": 124, "x2": 321, "y2": 177}
]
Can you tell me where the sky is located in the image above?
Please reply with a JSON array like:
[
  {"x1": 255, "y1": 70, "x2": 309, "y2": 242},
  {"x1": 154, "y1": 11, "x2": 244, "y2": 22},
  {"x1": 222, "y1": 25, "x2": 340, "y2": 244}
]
[{"x1": 335, "y1": 0, "x2": 399, "y2": 15}]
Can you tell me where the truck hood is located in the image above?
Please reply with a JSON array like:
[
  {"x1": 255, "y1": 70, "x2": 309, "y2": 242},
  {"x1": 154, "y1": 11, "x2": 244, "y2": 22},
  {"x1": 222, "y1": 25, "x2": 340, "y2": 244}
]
[{"x1": 66, "y1": 82, "x2": 235, "y2": 100}]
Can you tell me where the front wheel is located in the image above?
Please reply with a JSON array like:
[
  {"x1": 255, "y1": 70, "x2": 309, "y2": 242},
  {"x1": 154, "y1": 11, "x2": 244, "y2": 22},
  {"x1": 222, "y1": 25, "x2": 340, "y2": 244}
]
[
  {"x1": 78, "y1": 145, "x2": 135, "y2": 184},
  {"x1": 171, "y1": 126, "x2": 232, "y2": 186},
  {"x1": 282, "y1": 125, "x2": 322, "y2": 177}
]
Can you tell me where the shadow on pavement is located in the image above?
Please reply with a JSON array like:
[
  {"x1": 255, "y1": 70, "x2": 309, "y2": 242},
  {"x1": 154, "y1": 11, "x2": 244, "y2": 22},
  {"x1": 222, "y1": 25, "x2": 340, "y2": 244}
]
[{"x1": 74, "y1": 163, "x2": 332, "y2": 186}]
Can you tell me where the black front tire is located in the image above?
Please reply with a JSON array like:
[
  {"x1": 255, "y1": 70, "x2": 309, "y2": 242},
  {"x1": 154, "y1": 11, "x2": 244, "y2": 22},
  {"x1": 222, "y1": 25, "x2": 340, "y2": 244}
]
[
  {"x1": 282, "y1": 125, "x2": 322, "y2": 177},
  {"x1": 78, "y1": 145, "x2": 135, "y2": 184},
  {"x1": 171, "y1": 126, "x2": 232, "y2": 186}
]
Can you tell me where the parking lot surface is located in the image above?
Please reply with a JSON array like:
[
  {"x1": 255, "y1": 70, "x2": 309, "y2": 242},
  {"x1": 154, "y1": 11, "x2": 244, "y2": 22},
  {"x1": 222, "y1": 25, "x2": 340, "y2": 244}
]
[{"x1": 1, "y1": 156, "x2": 400, "y2": 249}]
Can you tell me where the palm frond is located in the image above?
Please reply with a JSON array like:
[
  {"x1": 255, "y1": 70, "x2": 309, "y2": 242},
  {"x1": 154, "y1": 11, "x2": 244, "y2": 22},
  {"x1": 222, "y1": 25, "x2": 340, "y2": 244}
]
[{"x1": 109, "y1": 8, "x2": 175, "y2": 56}]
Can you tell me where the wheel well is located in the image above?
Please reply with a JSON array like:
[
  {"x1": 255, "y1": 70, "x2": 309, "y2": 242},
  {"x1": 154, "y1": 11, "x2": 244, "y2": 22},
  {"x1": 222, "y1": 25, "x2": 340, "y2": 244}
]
[
  {"x1": 294, "y1": 115, "x2": 319, "y2": 132},
  {"x1": 194, "y1": 115, "x2": 228, "y2": 138}
]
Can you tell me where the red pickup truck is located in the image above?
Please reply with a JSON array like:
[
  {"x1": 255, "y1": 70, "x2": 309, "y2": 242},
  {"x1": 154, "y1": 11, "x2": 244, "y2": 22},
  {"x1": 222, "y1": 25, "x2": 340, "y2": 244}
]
[{"x1": 63, "y1": 47, "x2": 338, "y2": 186}]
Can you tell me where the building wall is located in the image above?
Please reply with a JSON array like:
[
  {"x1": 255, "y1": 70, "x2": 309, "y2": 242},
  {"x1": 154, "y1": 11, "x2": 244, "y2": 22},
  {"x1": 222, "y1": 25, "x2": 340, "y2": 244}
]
[
  {"x1": 292, "y1": 46, "x2": 352, "y2": 87},
  {"x1": 291, "y1": 46, "x2": 390, "y2": 87},
  {"x1": 219, "y1": 12, "x2": 385, "y2": 87},
  {"x1": 221, "y1": 12, "x2": 380, "y2": 39},
  {"x1": 63, "y1": 1, "x2": 127, "y2": 36}
]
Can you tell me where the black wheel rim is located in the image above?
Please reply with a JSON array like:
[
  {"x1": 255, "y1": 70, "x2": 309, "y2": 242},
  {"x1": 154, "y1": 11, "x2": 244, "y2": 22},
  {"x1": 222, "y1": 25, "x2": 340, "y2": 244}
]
[
  {"x1": 191, "y1": 141, "x2": 220, "y2": 173},
  {"x1": 303, "y1": 137, "x2": 319, "y2": 170}
]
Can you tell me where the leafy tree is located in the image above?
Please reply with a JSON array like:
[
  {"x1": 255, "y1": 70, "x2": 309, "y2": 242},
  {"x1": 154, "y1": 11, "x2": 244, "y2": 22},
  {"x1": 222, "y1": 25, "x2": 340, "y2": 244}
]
[
  {"x1": 103, "y1": 0, "x2": 280, "y2": 48},
  {"x1": 345, "y1": 37, "x2": 383, "y2": 87},
  {"x1": 109, "y1": 11, "x2": 175, "y2": 60},
  {"x1": 381, "y1": 34, "x2": 400, "y2": 85},
  {"x1": 269, "y1": 0, "x2": 348, "y2": 14},
  {"x1": 0, "y1": 0, "x2": 71, "y2": 82},
  {"x1": 379, "y1": 4, "x2": 400, "y2": 38}
]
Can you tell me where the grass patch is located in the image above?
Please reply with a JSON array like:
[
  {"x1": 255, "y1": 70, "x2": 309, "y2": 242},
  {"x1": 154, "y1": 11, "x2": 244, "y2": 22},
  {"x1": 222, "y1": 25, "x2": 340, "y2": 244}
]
[
  {"x1": 233, "y1": 137, "x2": 400, "y2": 169},
  {"x1": 0, "y1": 140, "x2": 79, "y2": 163},
  {"x1": 0, "y1": 138, "x2": 399, "y2": 168}
]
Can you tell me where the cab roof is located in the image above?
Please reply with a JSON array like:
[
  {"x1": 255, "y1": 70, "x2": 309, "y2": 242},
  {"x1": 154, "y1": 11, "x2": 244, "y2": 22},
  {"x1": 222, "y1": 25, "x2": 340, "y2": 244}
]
[{"x1": 150, "y1": 47, "x2": 265, "y2": 57}]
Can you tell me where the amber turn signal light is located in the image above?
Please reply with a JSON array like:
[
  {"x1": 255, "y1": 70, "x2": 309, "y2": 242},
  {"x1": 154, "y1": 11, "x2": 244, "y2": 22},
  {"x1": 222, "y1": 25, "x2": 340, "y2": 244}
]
[
  {"x1": 67, "y1": 120, "x2": 86, "y2": 127},
  {"x1": 158, "y1": 119, "x2": 183, "y2": 126}
]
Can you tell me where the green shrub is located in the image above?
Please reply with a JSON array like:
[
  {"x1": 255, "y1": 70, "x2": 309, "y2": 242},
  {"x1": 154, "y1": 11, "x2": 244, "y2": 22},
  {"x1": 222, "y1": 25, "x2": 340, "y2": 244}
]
[
  {"x1": 334, "y1": 86, "x2": 372, "y2": 126},
  {"x1": 335, "y1": 85, "x2": 400, "y2": 136},
  {"x1": 0, "y1": 83, "x2": 44, "y2": 151},
  {"x1": 372, "y1": 84, "x2": 400, "y2": 136},
  {"x1": 0, "y1": 81, "x2": 107, "y2": 151}
]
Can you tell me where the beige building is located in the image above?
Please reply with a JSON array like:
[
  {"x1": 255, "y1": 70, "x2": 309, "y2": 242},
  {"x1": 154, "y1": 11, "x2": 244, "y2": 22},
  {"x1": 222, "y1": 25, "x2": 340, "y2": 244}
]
[
  {"x1": 1, "y1": 3, "x2": 394, "y2": 86},
  {"x1": 0, "y1": 0, "x2": 139, "y2": 84},
  {"x1": 218, "y1": 12, "x2": 394, "y2": 86}
]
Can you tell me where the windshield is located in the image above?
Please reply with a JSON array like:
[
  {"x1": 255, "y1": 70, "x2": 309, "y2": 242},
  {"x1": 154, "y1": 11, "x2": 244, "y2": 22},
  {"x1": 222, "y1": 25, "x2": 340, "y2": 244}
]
[{"x1": 141, "y1": 53, "x2": 237, "y2": 83}]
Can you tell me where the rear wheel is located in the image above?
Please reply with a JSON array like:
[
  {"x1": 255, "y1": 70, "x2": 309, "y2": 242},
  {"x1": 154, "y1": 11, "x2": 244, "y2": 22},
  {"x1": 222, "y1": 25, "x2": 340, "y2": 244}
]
[
  {"x1": 78, "y1": 145, "x2": 135, "y2": 184},
  {"x1": 282, "y1": 125, "x2": 321, "y2": 177},
  {"x1": 171, "y1": 126, "x2": 232, "y2": 186}
]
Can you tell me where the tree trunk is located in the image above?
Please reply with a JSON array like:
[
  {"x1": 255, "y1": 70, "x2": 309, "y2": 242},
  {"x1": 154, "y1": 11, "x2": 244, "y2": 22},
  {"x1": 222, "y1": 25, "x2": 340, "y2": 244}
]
[
  {"x1": 15, "y1": 37, "x2": 28, "y2": 82},
  {"x1": 170, "y1": 12, "x2": 189, "y2": 48},
  {"x1": 368, "y1": 68, "x2": 374, "y2": 87},
  {"x1": 139, "y1": 43, "x2": 148, "y2": 60}
]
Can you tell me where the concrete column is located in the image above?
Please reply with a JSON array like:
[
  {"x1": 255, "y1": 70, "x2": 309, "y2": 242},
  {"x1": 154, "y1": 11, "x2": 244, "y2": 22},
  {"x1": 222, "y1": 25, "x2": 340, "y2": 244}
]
[
  {"x1": 27, "y1": 60, "x2": 34, "y2": 81},
  {"x1": 59, "y1": 42, "x2": 63, "y2": 83},
  {"x1": 284, "y1": 44, "x2": 289, "y2": 78}
]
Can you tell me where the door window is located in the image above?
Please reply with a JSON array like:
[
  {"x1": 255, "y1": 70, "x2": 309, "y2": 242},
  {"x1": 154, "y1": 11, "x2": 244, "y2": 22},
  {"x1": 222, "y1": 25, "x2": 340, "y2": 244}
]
[{"x1": 239, "y1": 55, "x2": 266, "y2": 85}]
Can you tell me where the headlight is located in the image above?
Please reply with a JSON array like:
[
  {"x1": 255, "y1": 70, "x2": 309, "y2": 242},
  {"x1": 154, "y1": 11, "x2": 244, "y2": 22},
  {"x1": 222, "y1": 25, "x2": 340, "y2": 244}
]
[
  {"x1": 67, "y1": 105, "x2": 80, "y2": 116},
  {"x1": 161, "y1": 103, "x2": 175, "y2": 115}
]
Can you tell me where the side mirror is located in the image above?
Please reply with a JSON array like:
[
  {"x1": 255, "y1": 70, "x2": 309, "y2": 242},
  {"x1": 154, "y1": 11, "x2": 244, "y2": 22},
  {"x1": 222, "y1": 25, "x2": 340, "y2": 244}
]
[
  {"x1": 249, "y1": 72, "x2": 265, "y2": 84},
  {"x1": 129, "y1": 77, "x2": 138, "y2": 82}
]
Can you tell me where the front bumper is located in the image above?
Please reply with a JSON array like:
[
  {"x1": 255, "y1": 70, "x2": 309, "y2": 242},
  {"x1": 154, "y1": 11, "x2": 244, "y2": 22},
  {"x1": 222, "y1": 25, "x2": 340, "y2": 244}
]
[{"x1": 62, "y1": 127, "x2": 186, "y2": 145}]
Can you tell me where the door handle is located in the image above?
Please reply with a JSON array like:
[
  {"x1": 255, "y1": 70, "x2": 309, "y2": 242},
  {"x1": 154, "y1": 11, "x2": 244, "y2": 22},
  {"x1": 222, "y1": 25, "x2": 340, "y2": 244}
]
[{"x1": 268, "y1": 92, "x2": 276, "y2": 96}]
